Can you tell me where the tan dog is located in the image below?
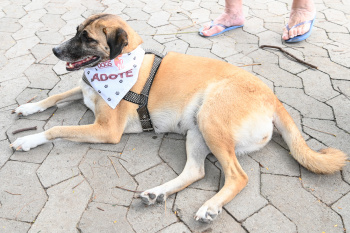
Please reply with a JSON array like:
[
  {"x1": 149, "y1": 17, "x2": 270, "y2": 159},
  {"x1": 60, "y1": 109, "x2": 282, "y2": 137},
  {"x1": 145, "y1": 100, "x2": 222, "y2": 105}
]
[{"x1": 11, "y1": 14, "x2": 347, "y2": 222}]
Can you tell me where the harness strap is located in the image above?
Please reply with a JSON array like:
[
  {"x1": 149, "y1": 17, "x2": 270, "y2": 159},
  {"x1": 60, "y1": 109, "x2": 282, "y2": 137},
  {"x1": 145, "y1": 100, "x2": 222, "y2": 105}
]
[{"x1": 82, "y1": 49, "x2": 164, "y2": 132}]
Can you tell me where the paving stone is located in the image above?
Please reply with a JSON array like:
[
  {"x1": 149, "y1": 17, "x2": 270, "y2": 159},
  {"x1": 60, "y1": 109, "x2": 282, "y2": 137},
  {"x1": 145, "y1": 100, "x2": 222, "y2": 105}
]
[
  {"x1": 163, "y1": 39, "x2": 189, "y2": 54},
  {"x1": 12, "y1": 22, "x2": 44, "y2": 40},
  {"x1": 327, "y1": 95, "x2": 350, "y2": 133},
  {"x1": 253, "y1": 9, "x2": 283, "y2": 23},
  {"x1": 78, "y1": 202, "x2": 134, "y2": 233},
  {"x1": 332, "y1": 80, "x2": 350, "y2": 98},
  {"x1": 174, "y1": 188, "x2": 246, "y2": 232},
  {"x1": 37, "y1": 140, "x2": 89, "y2": 188},
  {"x1": 5, "y1": 36, "x2": 40, "y2": 59},
  {"x1": 0, "y1": 140, "x2": 12, "y2": 168},
  {"x1": 220, "y1": 155, "x2": 268, "y2": 221},
  {"x1": 263, "y1": 22, "x2": 285, "y2": 34},
  {"x1": 261, "y1": 174, "x2": 344, "y2": 233},
  {"x1": 187, "y1": 47, "x2": 223, "y2": 61},
  {"x1": 0, "y1": 52, "x2": 8, "y2": 69},
  {"x1": 123, "y1": 7, "x2": 150, "y2": 20},
  {"x1": 61, "y1": 6, "x2": 86, "y2": 21},
  {"x1": 305, "y1": 56, "x2": 350, "y2": 81},
  {"x1": 250, "y1": 139, "x2": 300, "y2": 176},
  {"x1": 44, "y1": 101, "x2": 87, "y2": 130},
  {"x1": 306, "y1": 26, "x2": 333, "y2": 46},
  {"x1": 317, "y1": 20, "x2": 348, "y2": 33},
  {"x1": 49, "y1": 70, "x2": 84, "y2": 95},
  {"x1": 256, "y1": 74, "x2": 274, "y2": 91},
  {"x1": 0, "y1": 17, "x2": 22, "y2": 33},
  {"x1": 0, "y1": 161, "x2": 47, "y2": 222},
  {"x1": 24, "y1": 64, "x2": 60, "y2": 89},
  {"x1": 190, "y1": 8, "x2": 210, "y2": 23},
  {"x1": 127, "y1": 20, "x2": 156, "y2": 36},
  {"x1": 140, "y1": 35, "x2": 165, "y2": 53},
  {"x1": 41, "y1": 13, "x2": 66, "y2": 31},
  {"x1": 227, "y1": 28, "x2": 258, "y2": 44},
  {"x1": 301, "y1": 166, "x2": 350, "y2": 205},
  {"x1": 235, "y1": 43, "x2": 259, "y2": 55},
  {"x1": 31, "y1": 43, "x2": 59, "y2": 64},
  {"x1": 119, "y1": 0, "x2": 145, "y2": 8},
  {"x1": 177, "y1": 33, "x2": 213, "y2": 49},
  {"x1": 119, "y1": 132, "x2": 163, "y2": 176},
  {"x1": 303, "y1": 118, "x2": 350, "y2": 155},
  {"x1": 324, "y1": 42, "x2": 350, "y2": 68},
  {"x1": 0, "y1": 218, "x2": 31, "y2": 233},
  {"x1": 243, "y1": 17, "x2": 266, "y2": 35},
  {"x1": 243, "y1": 205, "x2": 297, "y2": 233},
  {"x1": 298, "y1": 69, "x2": 339, "y2": 102},
  {"x1": 44, "y1": 2, "x2": 68, "y2": 14},
  {"x1": 2, "y1": 4, "x2": 26, "y2": 19},
  {"x1": 15, "y1": 88, "x2": 57, "y2": 121},
  {"x1": 332, "y1": 192, "x2": 350, "y2": 230},
  {"x1": 8, "y1": 119, "x2": 53, "y2": 163},
  {"x1": 323, "y1": 9, "x2": 348, "y2": 25},
  {"x1": 0, "y1": 76, "x2": 29, "y2": 108},
  {"x1": 24, "y1": 0, "x2": 50, "y2": 11},
  {"x1": 210, "y1": 35, "x2": 238, "y2": 58},
  {"x1": 29, "y1": 175, "x2": 92, "y2": 233},
  {"x1": 79, "y1": 149, "x2": 137, "y2": 206},
  {"x1": 267, "y1": 1, "x2": 288, "y2": 15},
  {"x1": 102, "y1": 2, "x2": 127, "y2": 15},
  {"x1": 81, "y1": 0, "x2": 105, "y2": 11},
  {"x1": 153, "y1": 24, "x2": 179, "y2": 44},
  {"x1": 18, "y1": 9, "x2": 47, "y2": 26},
  {"x1": 148, "y1": 11, "x2": 170, "y2": 27},
  {"x1": 181, "y1": 0, "x2": 201, "y2": 11},
  {"x1": 158, "y1": 222, "x2": 191, "y2": 233},
  {"x1": 0, "y1": 32, "x2": 16, "y2": 53},
  {"x1": 159, "y1": 138, "x2": 220, "y2": 191},
  {"x1": 59, "y1": 17, "x2": 85, "y2": 36},
  {"x1": 270, "y1": 47, "x2": 308, "y2": 74},
  {"x1": 143, "y1": 0, "x2": 164, "y2": 13},
  {"x1": 164, "y1": 133, "x2": 185, "y2": 140},
  {"x1": 225, "y1": 53, "x2": 254, "y2": 72},
  {"x1": 275, "y1": 87, "x2": 333, "y2": 119},
  {"x1": 0, "y1": 105, "x2": 17, "y2": 141},
  {"x1": 53, "y1": 60, "x2": 70, "y2": 75}
]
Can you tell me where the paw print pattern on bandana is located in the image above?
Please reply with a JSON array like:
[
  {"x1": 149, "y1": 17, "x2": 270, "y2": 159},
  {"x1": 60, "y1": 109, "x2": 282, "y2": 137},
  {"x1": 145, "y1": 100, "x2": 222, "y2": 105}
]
[
  {"x1": 115, "y1": 91, "x2": 120, "y2": 95},
  {"x1": 133, "y1": 57, "x2": 136, "y2": 60},
  {"x1": 107, "y1": 98, "x2": 111, "y2": 101},
  {"x1": 98, "y1": 90, "x2": 101, "y2": 93},
  {"x1": 104, "y1": 85, "x2": 108, "y2": 88},
  {"x1": 119, "y1": 80, "x2": 123, "y2": 83},
  {"x1": 87, "y1": 71, "x2": 90, "y2": 74},
  {"x1": 133, "y1": 64, "x2": 137, "y2": 68}
]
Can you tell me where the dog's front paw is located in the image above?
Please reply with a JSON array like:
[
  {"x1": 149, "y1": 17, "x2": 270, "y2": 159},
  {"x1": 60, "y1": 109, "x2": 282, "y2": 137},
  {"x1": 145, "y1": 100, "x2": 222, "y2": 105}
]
[
  {"x1": 140, "y1": 187, "x2": 166, "y2": 205},
  {"x1": 15, "y1": 103, "x2": 44, "y2": 116},
  {"x1": 194, "y1": 205, "x2": 222, "y2": 223},
  {"x1": 10, "y1": 132, "x2": 48, "y2": 151}
]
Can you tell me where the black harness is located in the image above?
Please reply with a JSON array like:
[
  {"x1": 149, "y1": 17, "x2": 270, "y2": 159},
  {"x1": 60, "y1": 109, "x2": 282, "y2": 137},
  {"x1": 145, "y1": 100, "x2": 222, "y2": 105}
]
[{"x1": 82, "y1": 49, "x2": 164, "y2": 132}]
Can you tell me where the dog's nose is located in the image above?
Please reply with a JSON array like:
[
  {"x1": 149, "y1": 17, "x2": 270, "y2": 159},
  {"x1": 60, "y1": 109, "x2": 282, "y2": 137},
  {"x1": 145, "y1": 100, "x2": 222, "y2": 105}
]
[{"x1": 52, "y1": 47, "x2": 61, "y2": 58}]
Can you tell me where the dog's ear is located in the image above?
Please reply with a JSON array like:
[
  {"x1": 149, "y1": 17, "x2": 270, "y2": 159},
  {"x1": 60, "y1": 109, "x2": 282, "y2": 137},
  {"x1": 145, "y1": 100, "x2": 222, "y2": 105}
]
[{"x1": 103, "y1": 28, "x2": 128, "y2": 60}]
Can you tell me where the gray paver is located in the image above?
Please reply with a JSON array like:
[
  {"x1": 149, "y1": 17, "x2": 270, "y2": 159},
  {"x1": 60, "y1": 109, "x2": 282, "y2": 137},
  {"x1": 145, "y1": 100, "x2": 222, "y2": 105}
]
[
  {"x1": 25, "y1": 64, "x2": 60, "y2": 89},
  {"x1": 0, "y1": 18, "x2": 22, "y2": 33},
  {"x1": 30, "y1": 43, "x2": 60, "y2": 64},
  {"x1": 0, "y1": 76, "x2": 30, "y2": 108},
  {"x1": 5, "y1": 36, "x2": 40, "y2": 59},
  {"x1": 0, "y1": 140, "x2": 12, "y2": 168},
  {"x1": 158, "y1": 222, "x2": 191, "y2": 233},
  {"x1": 0, "y1": 54, "x2": 35, "y2": 83},
  {"x1": 332, "y1": 192, "x2": 350, "y2": 230},
  {"x1": 243, "y1": 205, "x2": 297, "y2": 233},
  {"x1": 327, "y1": 95, "x2": 350, "y2": 133},
  {"x1": 37, "y1": 140, "x2": 89, "y2": 188},
  {"x1": 261, "y1": 174, "x2": 343, "y2": 233},
  {"x1": 324, "y1": 42, "x2": 350, "y2": 68},
  {"x1": 275, "y1": 87, "x2": 333, "y2": 119},
  {"x1": 12, "y1": 22, "x2": 44, "y2": 41},
  {"x1": 119, "y1": 132, "x2": 163, "y2": 176},
  {"x1": 0, "y1": 32, "x2": 15, "y2": 50},
  {"x1": 78, "y1": 202, "x2": 134, "y2": 233},
  {"x1": 147, "y1": 11, "x2": 170, "y2": 27},
  {"x1": 29, "y1": 175, "x2": 92, "y2": 233},
  {"x1": 0, "y1": 105, "x2": 17, "y2": 141},
  {"x1": 0, "y1": 161, "x2": 47, "y2": 222},
  {"x1": 163, "y1": 39, "x2": 189, "y2": 54},
  {"x1": 0, "y1": 218, "x2": 31, "y2": 233},
  {"x1": 79, "y1": 149, "x2": 137, "y2": 206}
]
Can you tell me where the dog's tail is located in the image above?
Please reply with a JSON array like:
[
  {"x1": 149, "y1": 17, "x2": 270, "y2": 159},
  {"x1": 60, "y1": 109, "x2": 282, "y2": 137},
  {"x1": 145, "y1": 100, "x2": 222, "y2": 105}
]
[{"x1": 273, "y1": 99, "x2": 347, "y2": 174}]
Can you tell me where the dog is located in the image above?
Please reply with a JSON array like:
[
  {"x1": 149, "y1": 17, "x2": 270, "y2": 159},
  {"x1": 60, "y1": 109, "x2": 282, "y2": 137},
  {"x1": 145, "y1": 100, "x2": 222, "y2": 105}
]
[{"x1": 11, "y1": 14, "x2": 347, "y2": 222}]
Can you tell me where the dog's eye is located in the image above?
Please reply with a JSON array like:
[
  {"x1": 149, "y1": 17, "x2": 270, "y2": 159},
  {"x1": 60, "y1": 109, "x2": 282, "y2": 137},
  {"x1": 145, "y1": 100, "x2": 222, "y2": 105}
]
[{"x1": 82, "y1": 30, "x2": 95, "y2": 43}]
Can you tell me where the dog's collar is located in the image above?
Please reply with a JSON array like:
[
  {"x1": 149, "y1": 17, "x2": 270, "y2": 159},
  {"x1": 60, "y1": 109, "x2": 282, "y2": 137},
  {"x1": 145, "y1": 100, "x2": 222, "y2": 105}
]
[{"x1": 82, "y1": 49, "x2": 164, "y2": 132}]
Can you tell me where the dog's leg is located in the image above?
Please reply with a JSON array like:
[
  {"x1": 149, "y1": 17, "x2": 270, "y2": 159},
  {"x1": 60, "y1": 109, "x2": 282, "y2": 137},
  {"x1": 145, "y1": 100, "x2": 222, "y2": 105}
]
[
  {"x1": 140, "y1": 128, "x2": 210, "y2": 205},
  {"x1": 11, "y1": 102, "x2": 124, "y2": 151},
  {"x1": 15, "y1": 87, "x2": 83, "y2": 116}
]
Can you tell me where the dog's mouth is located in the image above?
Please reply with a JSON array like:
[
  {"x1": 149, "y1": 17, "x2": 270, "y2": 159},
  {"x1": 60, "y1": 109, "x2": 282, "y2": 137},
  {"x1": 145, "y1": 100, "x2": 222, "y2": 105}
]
[{"x1": 66, "y1": 56, "x2": 100, "y2": 71}]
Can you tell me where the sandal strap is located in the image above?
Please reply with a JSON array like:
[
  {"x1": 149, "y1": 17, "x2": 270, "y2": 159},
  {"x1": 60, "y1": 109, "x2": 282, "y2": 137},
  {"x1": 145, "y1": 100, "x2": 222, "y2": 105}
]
[{"x1": 286, "y1": 19, "x2": 313, "y2": 31}]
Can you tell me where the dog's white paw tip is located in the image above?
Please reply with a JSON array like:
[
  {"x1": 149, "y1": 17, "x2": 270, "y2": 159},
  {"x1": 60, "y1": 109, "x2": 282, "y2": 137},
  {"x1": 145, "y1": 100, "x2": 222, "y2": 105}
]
[{"x1": 195, "y1": 205, "x2": 221, "y2": 223}]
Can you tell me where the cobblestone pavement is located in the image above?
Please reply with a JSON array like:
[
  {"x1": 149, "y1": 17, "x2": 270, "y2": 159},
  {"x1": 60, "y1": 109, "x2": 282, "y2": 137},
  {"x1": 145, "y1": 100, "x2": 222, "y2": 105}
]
[{"x1": 0, "y1": 0, "x2": 350, "y2": 232}]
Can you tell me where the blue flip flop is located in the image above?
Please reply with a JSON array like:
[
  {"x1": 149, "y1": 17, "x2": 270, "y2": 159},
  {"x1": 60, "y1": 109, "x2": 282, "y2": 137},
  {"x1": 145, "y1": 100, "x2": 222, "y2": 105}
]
[
  {"x1": 199, "y1": 21, "x2": 243, "y2": 37},
  {"x1": 284, "y1": 18, "x2": 315, "y2": 43}
]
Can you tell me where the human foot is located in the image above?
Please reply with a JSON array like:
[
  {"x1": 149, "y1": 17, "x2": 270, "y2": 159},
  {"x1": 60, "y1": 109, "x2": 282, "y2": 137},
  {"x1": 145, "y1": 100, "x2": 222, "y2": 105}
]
[
  {"x1": 199, "y1": 11, "x2": 245, "y2": 37},
  {"x1": 282, "y1": 5, "x2": 316, "y2": 41}
]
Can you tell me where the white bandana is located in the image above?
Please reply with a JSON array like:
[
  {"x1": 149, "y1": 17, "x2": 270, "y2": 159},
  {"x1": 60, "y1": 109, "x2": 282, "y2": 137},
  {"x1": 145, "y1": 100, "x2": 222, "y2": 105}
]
[{"x1": 84, "y1": 46, "x2": 145, "y2": 109}]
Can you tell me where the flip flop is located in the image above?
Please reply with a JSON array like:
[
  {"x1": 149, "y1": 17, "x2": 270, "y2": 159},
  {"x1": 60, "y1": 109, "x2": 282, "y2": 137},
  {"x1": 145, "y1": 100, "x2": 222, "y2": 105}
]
[
  {"x1": 284, "y1": 18, "x2": 315, "y2": 43},
  {"x1": 199, "y1": 21, "x2": 243, "y2": 37}
]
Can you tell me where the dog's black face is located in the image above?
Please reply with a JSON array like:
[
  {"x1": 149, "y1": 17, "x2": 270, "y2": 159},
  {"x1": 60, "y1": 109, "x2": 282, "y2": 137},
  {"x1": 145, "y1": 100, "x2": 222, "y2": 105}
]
[{"x1": 52, "y1": 14, "x2": 129, "y2": 71}]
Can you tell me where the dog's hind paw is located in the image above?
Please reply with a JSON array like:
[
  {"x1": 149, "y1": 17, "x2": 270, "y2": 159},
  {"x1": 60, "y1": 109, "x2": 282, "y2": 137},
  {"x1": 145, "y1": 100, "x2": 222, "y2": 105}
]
[
  {"x1": 194, "y1": 205, "x2": 222, "y2": 223},
  {"x1": 15, "y1": 103, "x2": 44, "y2": 116},
  {"x1": 140, "y1": 188, "x2": 166, "y2": 205}
]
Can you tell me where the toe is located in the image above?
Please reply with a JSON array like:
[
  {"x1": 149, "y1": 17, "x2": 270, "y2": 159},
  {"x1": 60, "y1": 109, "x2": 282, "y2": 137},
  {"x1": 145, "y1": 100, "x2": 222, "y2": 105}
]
[{"x1": 201, "y1": 25, "x2": 223, "y2": 37}]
